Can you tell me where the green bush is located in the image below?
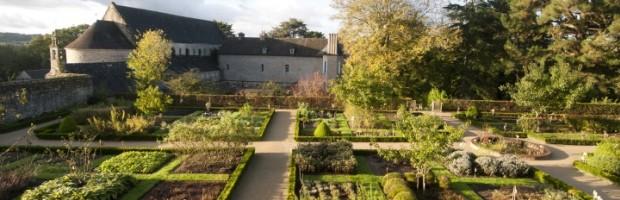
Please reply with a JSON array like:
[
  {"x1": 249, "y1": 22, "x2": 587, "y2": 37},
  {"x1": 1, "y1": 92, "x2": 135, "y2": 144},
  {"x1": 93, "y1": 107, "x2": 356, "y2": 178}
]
[
  {"x1": 313, "y1": 120, "x2": 331, "y2": 137},
  {"x1": 574, "y1": 160, "x2": 620, "y2": 184},
  {"x1": 21, "y1": 173, "x2": 134, "y2": 200},
  {"x1": 382, "y1": 173, "x2": 416, "y2": 200},
  {"x1": 57, "y1": 116, "x2": 77, "y2": 133},
  {"x1": 97, "y1": 151, "x2": 172, "y2": 174},
  {"x1": 585, "y1": 141, "x2": 620, "y2": 176},
  {"x1": 465, "y1": 106, "x2": 480, "y2": 119}
]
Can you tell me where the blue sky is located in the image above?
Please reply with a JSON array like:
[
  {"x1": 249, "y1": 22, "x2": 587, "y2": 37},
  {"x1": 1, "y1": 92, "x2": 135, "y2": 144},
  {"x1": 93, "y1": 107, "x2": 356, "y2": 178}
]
[{"x1": 0, "y1": 0, "x2": 341, "y2": 36}]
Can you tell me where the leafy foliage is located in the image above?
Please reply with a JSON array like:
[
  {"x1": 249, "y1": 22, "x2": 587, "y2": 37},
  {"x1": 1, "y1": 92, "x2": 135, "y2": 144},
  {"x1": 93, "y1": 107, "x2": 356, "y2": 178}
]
[
  {"x1": 445, "y1": 151, "x2": 531, "y2": 177},
  {"x1": 134, "y1": 85, "x2": 173, "y2": 115},
  {"x1": 57, "y1": 116, "x2": 77, "y2": 133},
  {"x1": 87, "y1": 106, "x2": 155, "y2": 135},
  {"x1": 21, "y1": 173, "x2": 134, "y2": 200},
  {"x1": 268, "y1": 18, "x2": 324, "y2": 38},
  {"x1": 294, "y1": 141, "x2": 357, "y2": 173},
  {"x1": 127, "y1": 29, "x2": 172, "y2": 89},
  {"x1": 97, "y1": 151, "x2": 172, "y2": 174},
  {"x1": 215, "y1": 21, "x2": 236, "y2": 38},
  {"x1": 586, "y1": 141, "x2": 620, "y2": 176}
]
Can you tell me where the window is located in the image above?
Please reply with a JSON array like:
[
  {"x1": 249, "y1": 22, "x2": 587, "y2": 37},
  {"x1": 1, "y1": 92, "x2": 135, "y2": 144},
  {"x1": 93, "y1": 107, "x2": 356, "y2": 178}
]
[
  {"x1": 285, "y1": 64, "x2": 290, "y2": 73},
  {"x1": 226, "y1": 64, "x2": 230, "y2": 70},
  {"x1": 193, "y1": 49, "x2": 196, "y2": 55},
  {"x1": 289, "y1": 48, "x2": 295, "y2": 55},
  {"x1": 185, "y1": 48, "x2": 189, "y2": 56},
  {"x1": 179, "y1": 48, "x2": 182, "y2": 55},
  {"x1": 198, "y1": 49, "x2": 202, "y2": 56},
  {"x1": 171, "y1": 48, "x2": 175, "y2": 55},
  {"x1": 262, "y1": 47, "x2": 268, "y2": 54},
  {"x1": 322, "y1": 61, "x2": 327, "y2": 74},
  {"x1": 261, "y1": 64, "x2": 264, "y2": 72}
]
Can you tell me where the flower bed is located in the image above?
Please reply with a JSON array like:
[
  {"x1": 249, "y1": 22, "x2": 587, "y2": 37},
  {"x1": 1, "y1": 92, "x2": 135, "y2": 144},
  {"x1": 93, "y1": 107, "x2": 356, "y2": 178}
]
[
  {"x1": 471, "y1": 136, "x2": 551, "y2": 160},
  {"x1": 97, "y1": 151, "x2": 173, "y2": 174}
]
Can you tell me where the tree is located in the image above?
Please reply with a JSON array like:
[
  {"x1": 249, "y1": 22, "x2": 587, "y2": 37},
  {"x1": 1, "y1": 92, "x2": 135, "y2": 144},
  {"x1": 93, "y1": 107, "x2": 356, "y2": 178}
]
[
  {"x1": 127, "y1": 30, "x2": 173, "y2": 115},
  {"x1": 215, "y1": 21, "x2": 236, "y2": 38},
  {"x1": 375, "y1": 114, "x2": 464, "y2": 191},
  {"x1": 292, "y1": 72, "x2": 328, "y2": 97},
  {"x1": 506, "y1": 60, "x2": 592, "y2": 113},
  {"x1": 134, "y1": 86, "x2": 173, "y2": 115},
  {"x1": 166, "y1": 69, "x2": 202, "y2": 102},
  {"x1": 268, "y1": 18, "x2": 324, "y2": 38},
  {"x1": 127, "y1": 30, "x2": 172, "y2": 89}
]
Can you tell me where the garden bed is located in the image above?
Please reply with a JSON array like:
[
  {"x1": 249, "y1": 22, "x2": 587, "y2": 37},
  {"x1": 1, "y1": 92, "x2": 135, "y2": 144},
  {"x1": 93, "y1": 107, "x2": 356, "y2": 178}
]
[
  {"x1": 173, "y1": 151, "x2": 243, "y2": 174},
  {"x1": 469, "y1": 184, "x2": 544, "y2": 200},
  {"x1": 141, "y1": 181, "x2": 225, "y2": 200},
  {"x1": 471, "y1": 136, "x2": 551, "y2": 160}
]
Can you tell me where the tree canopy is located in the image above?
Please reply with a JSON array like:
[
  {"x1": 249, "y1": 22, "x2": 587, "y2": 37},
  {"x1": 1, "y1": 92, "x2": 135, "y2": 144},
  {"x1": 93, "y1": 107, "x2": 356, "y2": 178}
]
[{"x1": 268, "y1": 18, "x2": 325, "y2": 38}]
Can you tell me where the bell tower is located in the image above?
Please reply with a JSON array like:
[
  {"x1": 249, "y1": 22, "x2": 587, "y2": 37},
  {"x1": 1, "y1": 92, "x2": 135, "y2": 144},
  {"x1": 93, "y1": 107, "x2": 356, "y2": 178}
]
[{"x1": 46, "y1": 32, "x2": 66, "y2": 78}]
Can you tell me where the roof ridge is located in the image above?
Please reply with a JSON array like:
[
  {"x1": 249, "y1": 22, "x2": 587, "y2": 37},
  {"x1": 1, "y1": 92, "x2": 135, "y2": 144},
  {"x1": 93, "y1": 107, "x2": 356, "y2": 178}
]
[{"x1": 112, "y1": 3, "x2": 216, "y2": 24}]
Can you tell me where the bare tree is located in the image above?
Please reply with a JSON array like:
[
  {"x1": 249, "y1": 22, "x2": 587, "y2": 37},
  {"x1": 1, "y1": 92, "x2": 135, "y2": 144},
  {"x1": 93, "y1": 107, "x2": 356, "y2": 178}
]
[{"x1": 292, "y1": 72, "x2": 328, "y2": 97}]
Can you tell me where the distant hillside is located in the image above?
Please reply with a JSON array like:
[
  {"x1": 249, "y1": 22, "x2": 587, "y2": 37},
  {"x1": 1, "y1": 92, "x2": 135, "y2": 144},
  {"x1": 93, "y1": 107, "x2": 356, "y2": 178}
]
[{"x1": 0, "y1": 32, "x2": 40, "y2": 45}]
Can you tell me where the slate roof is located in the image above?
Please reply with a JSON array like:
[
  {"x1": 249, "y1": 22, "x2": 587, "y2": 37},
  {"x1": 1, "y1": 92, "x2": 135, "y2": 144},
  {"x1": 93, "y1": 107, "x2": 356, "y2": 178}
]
[
  {"x1": 18, "y1": 69, "x2": 49, "y2": 80},
  {"x1": 219, "y1": 37, "x2": 329, "y2": 57},
  {"x1": 65, "y1": 20, "x2": 134, "y2": 49},
  {"x1": 113, "y1": 3, "x2": 224, "y2": 44},
  {"x1": 168, "y1": 56, "x2": 219, "y2": 73}
]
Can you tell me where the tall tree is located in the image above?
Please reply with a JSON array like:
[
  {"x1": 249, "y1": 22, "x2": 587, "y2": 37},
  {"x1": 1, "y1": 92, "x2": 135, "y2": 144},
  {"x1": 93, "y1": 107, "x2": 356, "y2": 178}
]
[
  {"x1": 268, "y1": 18, "x2": 324, "y2": 38},
  {"x1": 127, "y1": 30, "x2": 173, "y2": 115},
  {"x1": 215, "y1": 21, "x2": 236, "y2": 38}
]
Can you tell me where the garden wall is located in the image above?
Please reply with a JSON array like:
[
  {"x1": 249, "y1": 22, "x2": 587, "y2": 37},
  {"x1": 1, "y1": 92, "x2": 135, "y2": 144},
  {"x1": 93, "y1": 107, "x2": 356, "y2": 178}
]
[{"x1": 0, "y1": 74, "x2": 93, "y2": 124}]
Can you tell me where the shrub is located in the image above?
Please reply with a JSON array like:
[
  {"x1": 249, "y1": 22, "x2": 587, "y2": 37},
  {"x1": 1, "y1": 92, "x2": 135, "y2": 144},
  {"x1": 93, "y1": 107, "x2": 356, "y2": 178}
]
[
  {"x1": 543, "y1": 189, "x2": 576, "y2": 200},
  {"x1": 517, "y1": 113, "x2": 539, "y2": 133},
  {"x1": 438, "y1": 175, "x2": 450, "y2": 189},
  {"x1": 57, "y1": 116, "x2": 77, "y2": 133},
  {"x1": 97, "y1": 151, "x2": 172, "y2": 174},
  {"x1": 294, "y1": 141, "x2": 356, "y2": 173},
  {"x1": 87, "y1": 107, "x2": 155, "y2": 135},
  {"x1": 381, "y1": 173, "x2": 416, "y2": 200},
  {"x1": 313, "y1": 120, "x2": 331, "y2": 137},
  {"x1": 586, "y1": 141, "x2": 620, "y2": 176},
  {"x1": 496, "y1": 155, "x2": 531, "y2": 177},
  {"x1": 475, "y1": 156, "x2": 500, "y2": 176},
  {"x1": 446, "y1": 151, "x2": 478, "y2": 176},
  {"x1": 21, "y1": 173, "x2": 134, "y2": 200},
  {"x1": 465, "y1": 106, "x2": 480, "y2": 119}
]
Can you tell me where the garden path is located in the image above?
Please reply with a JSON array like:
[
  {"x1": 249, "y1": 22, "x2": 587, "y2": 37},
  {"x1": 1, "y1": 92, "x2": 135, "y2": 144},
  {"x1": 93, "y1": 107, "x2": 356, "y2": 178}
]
[{"x1": 426, "y1": 111, "x2": 620, "y2": 200}]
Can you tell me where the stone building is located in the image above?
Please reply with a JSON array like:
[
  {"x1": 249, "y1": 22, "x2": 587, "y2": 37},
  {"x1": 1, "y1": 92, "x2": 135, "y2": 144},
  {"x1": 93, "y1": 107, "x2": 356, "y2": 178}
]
[{"x1": 48, "y1": 2, "x2": 343, "y2": 94}]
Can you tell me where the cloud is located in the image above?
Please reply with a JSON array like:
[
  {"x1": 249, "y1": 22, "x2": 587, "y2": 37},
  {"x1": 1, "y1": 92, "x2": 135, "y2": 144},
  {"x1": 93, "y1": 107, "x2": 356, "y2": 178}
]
[{"x1": 0, "y1": 0, "x2": 340, "y2": 36}]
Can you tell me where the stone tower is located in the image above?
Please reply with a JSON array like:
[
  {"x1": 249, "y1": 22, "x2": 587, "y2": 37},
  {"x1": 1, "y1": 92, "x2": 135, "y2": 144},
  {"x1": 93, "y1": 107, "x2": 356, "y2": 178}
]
[{"x1": 46, "y1": 32, "x2": 66, "y2": 78}]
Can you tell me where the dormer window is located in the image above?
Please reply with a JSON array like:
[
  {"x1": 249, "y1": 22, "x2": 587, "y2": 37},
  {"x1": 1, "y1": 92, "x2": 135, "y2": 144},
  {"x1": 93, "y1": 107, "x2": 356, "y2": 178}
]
[
  {"x1": 289, "y1": 48, "x2": 295, "y2": 55},
  {"x1": 261, "y1": 47, "x2": 268, "y2": 54}
]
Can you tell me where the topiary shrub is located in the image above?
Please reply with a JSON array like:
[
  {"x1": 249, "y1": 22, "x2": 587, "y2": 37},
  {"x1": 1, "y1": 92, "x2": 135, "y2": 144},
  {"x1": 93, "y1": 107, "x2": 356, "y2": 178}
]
[
  {"x1": 57, "y1": 116, "x2": 78, "y2": 133},
  {"x1": 313, "y1": 120, "x2": 331, "y2": 137},
  {"x1": 382, "y1": 173, "x2": 416, "y2": 200},
  {"x1": 497, "y1": 155, "x2": 531, "y2": 177},
  {"x1": 586, "y1": 141, "x2": 620, "y2": 176},
  {"x1": 437, "y1": 175, "x2": 450, "y2": 189},
  {"x1": 465, "y1": 106, "x2": 480, "y2": 119},
  {"x1": 475, "y1": 156, "x2": 500, "y2": 176}
]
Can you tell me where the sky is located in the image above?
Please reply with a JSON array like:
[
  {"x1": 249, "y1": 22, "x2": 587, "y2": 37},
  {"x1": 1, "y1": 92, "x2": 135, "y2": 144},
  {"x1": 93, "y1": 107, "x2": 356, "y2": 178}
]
[{"x1": 0, "y1": 0, "x2": 341, "y2": 36}]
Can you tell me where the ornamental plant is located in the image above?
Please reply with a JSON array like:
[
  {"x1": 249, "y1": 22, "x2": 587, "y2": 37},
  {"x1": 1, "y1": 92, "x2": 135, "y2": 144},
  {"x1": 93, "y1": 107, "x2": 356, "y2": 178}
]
[
  {"x1": 313, "y1": 120, "x2": 331, "y2": 137},
  {"x1": 586, "y1": 141, "x2": 620, "y2": 175},
  {"x1": 21, "y1": 173, "x2": 134, "y2": 200},
  {"x1": 97, "y1": 151, "x2": 172, "y2": 174}
]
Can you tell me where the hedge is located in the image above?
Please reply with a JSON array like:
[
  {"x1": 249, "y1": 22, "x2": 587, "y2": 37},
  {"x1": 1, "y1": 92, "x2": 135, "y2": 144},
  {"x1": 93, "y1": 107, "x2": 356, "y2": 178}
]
[
  {"x1": 293, "y1": 111, "x2": 407, "y2": 142},
  {"x1": 217, "y1": 148, "x2": 255, "y2": 200},
  {"x1": 443, "y1": 99, "x2": 620, "y2": 115},
  {"x1": 254, "y1": 109, "x2": 275, "y2": 140},
  {"x1": 527, "y1": 133, "x2": 605, "y2": 145},
  {"x1": 573, "y1": 160, "x2": 620, "y2": 185},
  {"x1": 287, "y1": 154, "x2": 299, "y2": 200},
  {"x1": 531, "y1": 168, "x2": 592, "y2": 200}
]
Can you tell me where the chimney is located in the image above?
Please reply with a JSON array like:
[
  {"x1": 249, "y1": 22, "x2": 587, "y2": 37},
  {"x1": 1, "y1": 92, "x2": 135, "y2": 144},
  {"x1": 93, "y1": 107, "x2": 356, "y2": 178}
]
[
  {"x1": 238, "y1": 32, "x2": 245, "y2": 39},
  {"x1": 327, "y1": 33, "x2": 338, "y2": 55}
]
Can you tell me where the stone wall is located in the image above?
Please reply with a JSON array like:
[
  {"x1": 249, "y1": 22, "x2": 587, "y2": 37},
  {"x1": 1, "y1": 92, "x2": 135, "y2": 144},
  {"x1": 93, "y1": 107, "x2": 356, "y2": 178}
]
[
  {"x1": 219, "y1": 55, "x2": 324, "y2": 83},
  {"x1": 65, "y1": 62, "x2": 133, "y2": 95},
  {"x1": 0, "y1": 74, "x2": 93, "y2": 124}
]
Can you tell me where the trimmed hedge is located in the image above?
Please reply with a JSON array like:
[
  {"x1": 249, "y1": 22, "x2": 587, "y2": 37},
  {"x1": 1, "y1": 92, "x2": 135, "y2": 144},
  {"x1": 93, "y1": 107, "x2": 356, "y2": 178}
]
[
  {"x1": 217, "y1": 148, "x2": 255, "y2": 200},
  {"x1": 574, "y1": 160, "x2": 620, "y2": 185},
  {"x1": 527, "y1": 133, "x2": 605, "y2": 145},
  {"x1": 295, "y1": 135, "x2": 407, "y2": 142},
  {"x1": 381, "y1": 173, "x2": 416, "y2": 200},
  {"x1": 287, "y1": 154, "x2": 298, "y2": 200},
  {"x1": 35, "y1": 131, "x2": 168, "y2": 141},
  {"x1": 254, "y1": 109, "x2": 275, "y2": 140},
  {"x1": 443, "y1": 99, "x2": 620, "y2": 115},
  {"x1": 531, "y1": 168, "x2": 592, "y2": 200}
]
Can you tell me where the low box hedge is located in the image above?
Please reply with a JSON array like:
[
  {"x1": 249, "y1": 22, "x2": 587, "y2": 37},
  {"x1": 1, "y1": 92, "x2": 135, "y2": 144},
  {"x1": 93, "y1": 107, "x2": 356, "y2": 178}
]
[
  {"x1": 573, "y1": 160, "x2": 620, "y2": 185},
  {"x1": 295, "y1": 136, "x2": 407, "y2": 142},
  {"x1": 287, "y1": 155, "x2": 299, "y2": 200},
  {"x1": 531, "y1": 168, "x2": 592, "y2": 200},
  {"x1": 217, "y1": 148, "x2": 255, "y2": 200},
  {"x1": 0, "y1": 110, "x2": 70, "y2": 134},
  {"x1": 254, "y1": 109, "x2": 275, "y2": 140},
  {"x1": 528, "y1": 133, "x2": 606, "y2": 145}
]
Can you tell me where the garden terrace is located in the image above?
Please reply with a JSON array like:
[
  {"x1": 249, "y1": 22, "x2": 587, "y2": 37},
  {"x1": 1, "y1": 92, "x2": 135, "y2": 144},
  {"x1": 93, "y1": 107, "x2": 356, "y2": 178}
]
[{"x1": 0, "y1": 146, "x2": 255, "y2": 200}]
